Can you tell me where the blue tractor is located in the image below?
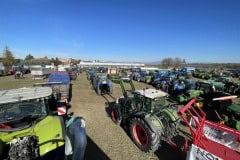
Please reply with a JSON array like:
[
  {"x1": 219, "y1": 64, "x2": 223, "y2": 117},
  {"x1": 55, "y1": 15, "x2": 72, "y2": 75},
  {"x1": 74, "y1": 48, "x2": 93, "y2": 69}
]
[{"x1": 92, "y1": 73, "x2": 113, "y2": 95}]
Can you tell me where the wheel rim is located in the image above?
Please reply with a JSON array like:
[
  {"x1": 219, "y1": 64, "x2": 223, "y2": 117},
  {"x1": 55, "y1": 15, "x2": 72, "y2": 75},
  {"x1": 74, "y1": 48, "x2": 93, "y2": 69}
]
[
  {"x1": 111, "y1": 109, "x2": 117, "y2": 122},
  {"x1": 132, "y1": 123, "x2": 148, "y2": 146}
]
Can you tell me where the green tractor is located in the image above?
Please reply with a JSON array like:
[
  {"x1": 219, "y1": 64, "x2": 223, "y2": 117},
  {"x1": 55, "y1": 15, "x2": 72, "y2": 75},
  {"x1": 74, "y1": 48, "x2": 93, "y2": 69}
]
[
  {"x1": 109, "y1": 79, "x2": 180, "y2": 153},
  {"x1": 174, "y1": 79, "x2": 204, "y2": 104},
  {"x1": 211, "y1": 96, "x2": 240, "y2": 130},
  {"x1": 176, "y1": 89, "x2": 204, "y2": 104},
  {"x1": 0, "y1": 87, "x2": 66, "y2": 159}
]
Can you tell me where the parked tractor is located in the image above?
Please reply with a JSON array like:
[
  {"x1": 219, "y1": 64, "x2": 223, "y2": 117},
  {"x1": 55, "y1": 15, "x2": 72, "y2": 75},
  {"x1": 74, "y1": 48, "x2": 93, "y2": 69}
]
[
  {"x1": 0, "y1": 87, "x2": 66, "y2": 159},
  {"x1": 14, "y1": 66, "x2": 24, "y2": 79},
  {"x1": 211, "y1": 95, "x2": 240, "y2": 130},
  {"x1": 109, "y1": 79, "x2": 180, "y2": 152},
  {"x1": 175, "y1": 79, "x2": 204, "y2": 104},
  {"x1": 168, "y1": 79, "x2": 185, "y2": 96},
  {"x1": 195, "y1": 80, "x2": 231, "y2": 109},
  {"x1": 224, "y1": 81, "x2": 240, "y2": 96},
  {"x1": 152, "y1": 77, "x2": 170, "y2": 92},
  {"x1": 86, "y1": 68, "x2": 96, "y2": 81},
  {"x1": 0, "y1": 87, "x2": 87, "y2": 160},
  {"x1": 92, "y1": 73, "x2": 113, "y2": 95}
]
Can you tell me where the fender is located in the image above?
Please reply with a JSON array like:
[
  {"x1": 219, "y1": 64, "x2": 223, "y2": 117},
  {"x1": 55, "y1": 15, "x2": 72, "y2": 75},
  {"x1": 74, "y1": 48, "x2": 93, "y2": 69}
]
[
  {"x1": 131, "y1": 112, "x2": 163, "y2": 134},
  {"x1": 143, "y1": 114, "x2": 164, "y2": 134},
  {"x1": 161, "y1": 108, "x2": 179, "y2": 122}
]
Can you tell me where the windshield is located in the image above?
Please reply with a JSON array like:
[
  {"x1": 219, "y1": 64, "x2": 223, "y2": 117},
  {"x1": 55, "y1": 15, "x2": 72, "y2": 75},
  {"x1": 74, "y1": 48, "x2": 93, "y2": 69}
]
[
  {"x1": 0, "y1": 101, "x2": 47, "y2": 124},
  {"x1": 152, "y1": 97, "x2": 167, "y2": 109}
]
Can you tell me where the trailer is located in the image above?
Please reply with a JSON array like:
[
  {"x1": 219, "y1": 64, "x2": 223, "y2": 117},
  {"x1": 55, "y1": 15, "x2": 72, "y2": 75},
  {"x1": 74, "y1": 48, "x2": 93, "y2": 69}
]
[
  {"x1": 35, "y1": 72, "x2": 71, "y2": 103},
  {"x1": 30, "y1": 65, "x2": 52, "y2": 79}
]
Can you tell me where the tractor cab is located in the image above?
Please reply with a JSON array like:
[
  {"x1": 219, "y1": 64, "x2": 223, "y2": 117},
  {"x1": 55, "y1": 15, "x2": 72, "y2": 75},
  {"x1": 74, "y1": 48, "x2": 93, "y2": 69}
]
[{"x1": 133, "y1": 88, "x2": 168, "y2": 112}]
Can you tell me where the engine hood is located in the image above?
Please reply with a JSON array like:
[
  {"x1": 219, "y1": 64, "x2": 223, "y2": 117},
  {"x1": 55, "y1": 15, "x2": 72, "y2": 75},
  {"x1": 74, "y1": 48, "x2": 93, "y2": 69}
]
[{"x1": 0, "y1": 116, "x2": 65, "y2": 156}]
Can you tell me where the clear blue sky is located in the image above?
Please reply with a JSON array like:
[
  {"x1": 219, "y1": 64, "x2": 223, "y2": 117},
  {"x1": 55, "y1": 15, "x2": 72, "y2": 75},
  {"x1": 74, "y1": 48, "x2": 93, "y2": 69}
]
[{"x1": 0, "y1": 0, "x2": 239, "y2": 63}]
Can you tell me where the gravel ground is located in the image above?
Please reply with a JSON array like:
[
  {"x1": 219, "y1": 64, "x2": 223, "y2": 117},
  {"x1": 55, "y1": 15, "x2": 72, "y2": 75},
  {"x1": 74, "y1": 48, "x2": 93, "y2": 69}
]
[{"x1": 69, "y1": 73, "x2": 183, "y2": 160}]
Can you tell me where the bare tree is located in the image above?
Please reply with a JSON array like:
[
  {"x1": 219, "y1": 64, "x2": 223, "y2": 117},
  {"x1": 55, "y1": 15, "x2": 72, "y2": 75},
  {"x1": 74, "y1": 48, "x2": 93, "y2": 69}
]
[
  {"x1": 25, "y1": 54, "x2": 34, "y2": 60},
  {"x1": 161, "y1": 57, "x2": 173, "y2": 68},
  {"x1": 174, "y1": 57, "x2": 183, "y2": 68}
]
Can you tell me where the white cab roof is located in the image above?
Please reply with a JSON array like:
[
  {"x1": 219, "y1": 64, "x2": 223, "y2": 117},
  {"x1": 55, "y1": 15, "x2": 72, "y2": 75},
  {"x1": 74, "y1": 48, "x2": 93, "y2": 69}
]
[
  {"x1": 0, "y1": 87, "x2": 52, "y2": 104},
  {"x1": 134, "y1": 88, "x2": 168, "y2": 99}
]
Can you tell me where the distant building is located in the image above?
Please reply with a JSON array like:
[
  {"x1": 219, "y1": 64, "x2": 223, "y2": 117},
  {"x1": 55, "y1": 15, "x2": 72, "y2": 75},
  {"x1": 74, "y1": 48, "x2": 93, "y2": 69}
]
[
  {"x1": 58, "y1": 58, "x2": 73, "y2": 65},
  {"x1": 78, "y1": 60, "x2": 145, "y2": 68}
]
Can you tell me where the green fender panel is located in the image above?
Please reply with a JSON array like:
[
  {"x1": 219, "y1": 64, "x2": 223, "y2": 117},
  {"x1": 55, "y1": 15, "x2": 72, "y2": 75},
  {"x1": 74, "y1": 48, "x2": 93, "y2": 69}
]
[
  {"x1": 235, "y1": 121, "x2": 240, "y2": 130},
  {"x1": 145, "y1": 76, "x2": 152, "y2": 83},
  {"x1": 34, "y1": 116, "x2": 65, "y2": 156},
  {"x1": 161, "y1": 108, "x2": 179, "y2": 122},
  {"x1": 177, "y1": 95, "x2": 186, "y2": 103},
  {"x1": 144, "y1": 115, "x2": 164, "y2": 134}
]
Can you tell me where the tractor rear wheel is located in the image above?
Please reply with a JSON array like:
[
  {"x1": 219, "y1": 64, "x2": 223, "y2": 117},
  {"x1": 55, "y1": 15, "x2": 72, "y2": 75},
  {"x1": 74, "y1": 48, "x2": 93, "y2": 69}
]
[
  {"x1": 111, "y1": 105, "x2": 122, "y2": 125},
  {"x1": 109, "y1": 87, "x2": 113, "y2": 94},
  {"x1": 130, "y1": 117, "x2": 160, "y2": 153}
]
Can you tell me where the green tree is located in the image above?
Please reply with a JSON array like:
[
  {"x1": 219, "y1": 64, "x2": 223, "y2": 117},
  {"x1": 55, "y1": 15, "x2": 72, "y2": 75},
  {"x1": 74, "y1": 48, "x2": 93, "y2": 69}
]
[
  {"x1": 2, "y1": 46, "x2": 15, "y2": 66},
  {"x1": 25, "y1": 54, "x2": 34, "y2": 60}
]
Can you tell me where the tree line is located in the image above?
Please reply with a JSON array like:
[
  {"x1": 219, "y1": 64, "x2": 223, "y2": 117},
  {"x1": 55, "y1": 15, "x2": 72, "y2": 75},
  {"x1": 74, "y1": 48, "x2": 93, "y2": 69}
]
[
  {"x1": 0, "y1": 46, "x2": 78, "y2": 67},
  {"x1": 159, "y1": 57, "x2": 186, "y2": 69}
]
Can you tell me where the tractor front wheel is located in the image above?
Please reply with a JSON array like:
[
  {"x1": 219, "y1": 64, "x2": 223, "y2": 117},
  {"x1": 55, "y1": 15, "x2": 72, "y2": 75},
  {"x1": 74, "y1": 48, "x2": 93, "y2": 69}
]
[
  {"x1": 130, "y1": 118, "x2": 160, "y2": 153},
  {"x1": 96, "y1": 86, "x2": 101, "y2": 95},
  {"x1": 111, "y1": 105, "x2": 122, "y2": 125}
]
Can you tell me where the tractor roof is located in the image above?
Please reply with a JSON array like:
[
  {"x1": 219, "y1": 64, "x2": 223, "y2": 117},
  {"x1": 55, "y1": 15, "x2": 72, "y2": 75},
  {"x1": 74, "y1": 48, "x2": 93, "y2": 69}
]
[
  {"x1": 134, "y1": 88, "x2": 168, "y2": 99},
  {"x1": 0, "y1": 87, "x2": 52, "y2": 104}
]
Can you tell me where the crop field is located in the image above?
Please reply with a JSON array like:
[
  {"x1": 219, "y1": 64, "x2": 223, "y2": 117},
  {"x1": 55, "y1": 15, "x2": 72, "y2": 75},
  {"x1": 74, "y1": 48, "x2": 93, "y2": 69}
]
[{"x1": 0, "y1": 73, "x2": 184, "y2": 160}]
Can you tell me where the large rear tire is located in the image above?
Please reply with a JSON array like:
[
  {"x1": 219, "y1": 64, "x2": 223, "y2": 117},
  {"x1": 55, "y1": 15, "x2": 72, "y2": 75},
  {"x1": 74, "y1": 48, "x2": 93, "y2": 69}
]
[{"x1": 129, "y1": 117, "x2": 160, "y2": 153}]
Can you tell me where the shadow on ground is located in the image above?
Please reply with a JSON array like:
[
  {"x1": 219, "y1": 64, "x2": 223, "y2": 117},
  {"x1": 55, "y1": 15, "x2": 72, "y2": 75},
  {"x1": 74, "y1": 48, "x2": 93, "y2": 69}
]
[
  {"x1": 85, "y1": 136, "x2": 110, "y2": 160},
  {"x1": 155, "y1": 135, "x2": 186, "y2": 160},
  {"x1": 40, "y1": 135, "x2": 110, "y2": 160}
]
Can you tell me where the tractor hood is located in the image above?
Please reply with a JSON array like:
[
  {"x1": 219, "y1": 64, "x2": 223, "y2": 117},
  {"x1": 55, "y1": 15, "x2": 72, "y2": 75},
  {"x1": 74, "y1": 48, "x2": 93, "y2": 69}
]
[{"x1": 0, "y1": 116, "x2": 65, "y2": 156}]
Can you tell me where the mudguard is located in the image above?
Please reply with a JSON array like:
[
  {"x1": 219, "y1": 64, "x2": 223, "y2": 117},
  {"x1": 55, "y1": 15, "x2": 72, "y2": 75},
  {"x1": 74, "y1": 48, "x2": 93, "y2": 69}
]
[
  {"x1": 161, "y1": 108, "x2": 179, "y2": 122},
  {"x1": 177, "y1": 95, "x2": 186, "y2": 103},
  {"x1": 143, "y1": 115, "x2": 164, "y2": 134}
]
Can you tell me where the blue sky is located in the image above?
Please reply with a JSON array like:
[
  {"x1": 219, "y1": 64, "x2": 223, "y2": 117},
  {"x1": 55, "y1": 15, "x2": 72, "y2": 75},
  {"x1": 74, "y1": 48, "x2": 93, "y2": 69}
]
[{"x1": 0, "y1": 0, "x2": 239, "y2": 63}]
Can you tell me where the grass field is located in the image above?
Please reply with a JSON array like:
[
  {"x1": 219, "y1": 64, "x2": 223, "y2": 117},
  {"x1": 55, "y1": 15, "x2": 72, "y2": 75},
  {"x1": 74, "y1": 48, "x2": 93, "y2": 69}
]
[{"x1": 0, "y1": 74, "x2": 48, "y2": 90}]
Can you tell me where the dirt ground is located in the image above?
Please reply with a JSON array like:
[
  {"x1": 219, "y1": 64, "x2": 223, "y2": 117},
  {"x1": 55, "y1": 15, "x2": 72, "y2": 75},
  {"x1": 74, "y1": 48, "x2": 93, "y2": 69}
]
[{"x1": 0, "y1": 73, "x2": 184, "y2": 160}]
